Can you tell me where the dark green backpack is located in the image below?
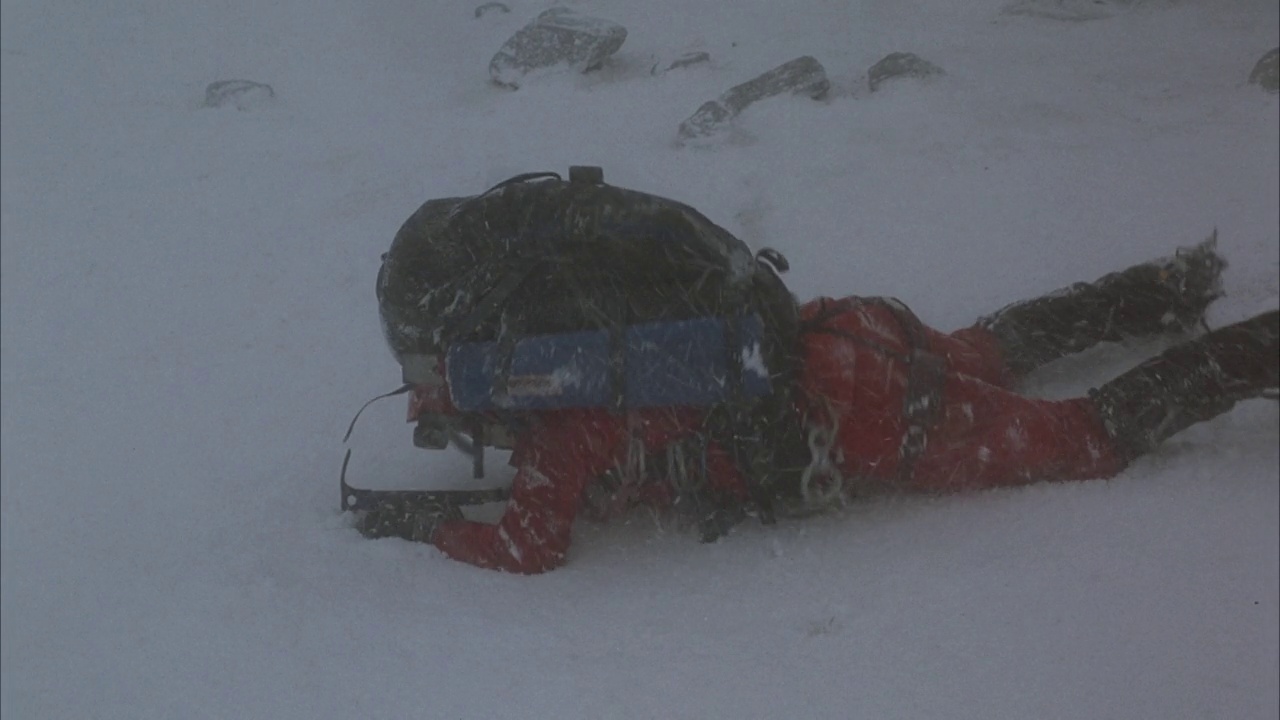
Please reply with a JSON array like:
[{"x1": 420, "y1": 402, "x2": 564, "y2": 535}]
[{"x1": 377, "y1": 167, "x2": 803, "y2": 537}]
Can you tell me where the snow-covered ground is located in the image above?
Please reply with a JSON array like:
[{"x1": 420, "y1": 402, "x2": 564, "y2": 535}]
[{"x1": 2, "y1": 1, "x2": 1277, "y2": 718}]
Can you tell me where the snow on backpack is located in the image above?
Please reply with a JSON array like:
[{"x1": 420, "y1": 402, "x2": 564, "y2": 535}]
[{"x1": 370, "y1": 167, "x2": 802, "y2": 536}]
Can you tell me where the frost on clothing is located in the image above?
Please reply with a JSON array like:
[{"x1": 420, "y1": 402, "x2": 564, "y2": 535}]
[
  {"x1": 796, "y1": 297, "x2": 1124, "y2": 494},
  {"x1": 431, "y1": 407, "x2": 745, "y2": 574},
  {"x1": 431, "y1": 296, "x2": 1127, "y2": 573}
]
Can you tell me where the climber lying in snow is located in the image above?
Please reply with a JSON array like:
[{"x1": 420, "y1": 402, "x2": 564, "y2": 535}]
[{"x1": 354, "y1": 169, "x2": 1279, "y2": 574}]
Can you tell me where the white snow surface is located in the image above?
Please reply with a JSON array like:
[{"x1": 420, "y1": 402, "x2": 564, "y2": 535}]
[{"x1": 2, "y1": 1, "x2": 1277, "y2": 718}]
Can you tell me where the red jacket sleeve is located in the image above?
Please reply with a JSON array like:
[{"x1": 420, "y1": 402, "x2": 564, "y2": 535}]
[{"x1": 431, "y1": 409, "x2": 626, "y2": 574}]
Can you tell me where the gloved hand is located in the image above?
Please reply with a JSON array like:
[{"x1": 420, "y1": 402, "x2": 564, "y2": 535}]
[{"x1": 355, "y1": 504, "x2": 462, "y2": 543}]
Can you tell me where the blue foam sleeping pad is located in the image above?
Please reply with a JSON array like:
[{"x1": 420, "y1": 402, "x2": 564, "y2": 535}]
[{"x1": 446, "y1": 315, "x2": 771, "y2": 411}]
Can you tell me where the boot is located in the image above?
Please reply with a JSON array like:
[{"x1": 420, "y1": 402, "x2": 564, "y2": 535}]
[
  {"x1": 978, "y1": 234, "x2": 1226, "y2": 377},
  {"x1": 1090, "y1": 310, "x2": 1279, "y2": 463}
]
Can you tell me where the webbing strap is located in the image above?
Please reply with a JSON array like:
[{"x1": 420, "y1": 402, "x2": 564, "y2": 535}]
[
  {"x1": 800, "y1": 297, "x2": 947, "y2": 487},
  {"x1": 869, "y1": 298, "x2": 946, "y2": 486},
  {"x1": 475, "y1": 171, "x2": 562, "y2": 200},
  {"x1": 343, "y1": 383, "x2": 413, "y2": 443},
  {"x1": 444, "y1": 261, "x2": 541, "y2": 343}
]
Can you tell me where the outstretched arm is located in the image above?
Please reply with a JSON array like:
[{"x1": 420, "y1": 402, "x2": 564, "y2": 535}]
[{"x1": 431, "y1": 409, "x2": 626, "y2": 574}]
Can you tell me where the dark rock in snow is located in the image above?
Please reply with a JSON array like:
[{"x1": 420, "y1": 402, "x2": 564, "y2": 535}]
[
  {"x1": 678, "y1": 56, "x2": 829, "y2": 141},
  {"x1": 203, "y1": 80, "x2": 275, "y2": 110},
  {"x1": 650, "y1": 51, "x2": 711, "y2": 76},
  {"x1": 474, "y1": 2, "x2": 510, "y2": 18},
  {"x1": 1248, "y1": 47, "x2": 1279, "y2": 93},
  {"x1": 651, "y1": 51, "x2": 712, "y2": 76},
  {"x1": 719, "y1": 56, "x2": 829, "y2": 114},
  {"x1": 667, "y1": 51, "x2": 711, "y2": 72},
  {"x1": 867, "y1": 52, "x2": 944, "y2": 92},
  {"x1": 680, "y1": 100, "x2": 735, "y2": 139},
  {"x1": 488, "y1": 8, "x2": 627, "y2": 89}
]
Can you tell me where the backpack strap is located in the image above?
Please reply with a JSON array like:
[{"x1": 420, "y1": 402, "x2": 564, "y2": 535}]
[
  {"x1": 444, "y1": 260, "x2": 543, "y2": 343},
  {"x1": 795, "y1": 297, "x2": 946, "y2": 489},
  {"x1": 884, "y1": 299, "x2": 945, "y2": 486},
  {"x1": 473, "y1": 171, "x2": 563, "y2": 200},
  {"x1": 856, "y1": 298, "x2": 946, "y2": 487},
  {"x1": 713, "y1": 259, "x2": 808, "y2": 531}
]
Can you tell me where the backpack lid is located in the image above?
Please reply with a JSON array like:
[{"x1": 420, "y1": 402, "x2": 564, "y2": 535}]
[{"x1": 377, "y1": 168, "x2": 773, "y2": 363}]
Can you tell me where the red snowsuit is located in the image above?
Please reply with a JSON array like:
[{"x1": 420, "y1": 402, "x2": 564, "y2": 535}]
[{"x1": 431, "y1": 296, "x2": 1126, "y2": 574}]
